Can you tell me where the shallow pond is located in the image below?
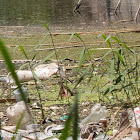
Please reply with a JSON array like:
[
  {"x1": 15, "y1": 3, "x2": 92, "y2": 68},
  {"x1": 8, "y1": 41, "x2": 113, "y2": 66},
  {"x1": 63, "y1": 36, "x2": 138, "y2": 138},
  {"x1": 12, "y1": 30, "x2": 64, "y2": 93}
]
[{"x1": 0, "y1": 0, "x2": 140, "y2": 28}]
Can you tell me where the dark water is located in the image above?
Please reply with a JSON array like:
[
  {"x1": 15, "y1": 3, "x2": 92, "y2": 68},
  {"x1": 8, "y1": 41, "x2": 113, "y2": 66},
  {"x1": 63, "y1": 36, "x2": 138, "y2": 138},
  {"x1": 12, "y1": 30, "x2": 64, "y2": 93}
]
[{"x1": 0, "y1": 0, "x2": 140, "y2": 28}]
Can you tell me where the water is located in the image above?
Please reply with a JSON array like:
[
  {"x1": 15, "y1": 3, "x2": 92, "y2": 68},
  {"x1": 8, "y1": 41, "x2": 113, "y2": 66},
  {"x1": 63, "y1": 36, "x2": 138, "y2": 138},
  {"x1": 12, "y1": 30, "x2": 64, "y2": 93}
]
[{"x1": 0, "y1": 0, "x2": 140, "y2": 28}]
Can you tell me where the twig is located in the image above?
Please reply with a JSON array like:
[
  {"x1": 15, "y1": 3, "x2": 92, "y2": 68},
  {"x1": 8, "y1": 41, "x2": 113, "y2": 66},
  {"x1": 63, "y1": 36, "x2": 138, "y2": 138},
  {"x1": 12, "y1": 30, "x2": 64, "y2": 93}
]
[
  {"x1": 1, "y1": 128, "x2": 34, "y2": 140},
  {"x1": 65, "y1": 62, "x2": 97, "y2": 70},
  {"x1": 35, "y1": 44, "x2": 103, "y2": 51},
  {"x1": 134, "y1": 4, "x2": 140, "y2": 23},
  {"x1": 35, "y1": 44, "x2": 140, "y2": 51},
  {"x1": 0, "y1": 98, "x2": 38, "y2": 103},
  {"x1": 114, "y1": 0, "x2": 122, "y2": 13},
  {"x1": 36, "y1": 45, "x2": 84, "y2": 51},
  {"x1": 73, "y1": 0, "x2": 83, "y2": 12},
  {"x1": 0, "y1": 60, "x2": 41, "y2": 63},
  {"x1": 110, "y1": 115, "x2": 140, "y2": 140}
]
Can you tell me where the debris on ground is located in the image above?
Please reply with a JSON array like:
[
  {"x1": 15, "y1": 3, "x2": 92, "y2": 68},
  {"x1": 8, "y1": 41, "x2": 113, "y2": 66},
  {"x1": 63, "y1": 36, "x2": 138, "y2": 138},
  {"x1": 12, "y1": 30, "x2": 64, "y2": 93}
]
[
  {"x1": 7, "y1": 63, "x2": 59, "y2": 83},
  {"x1": 44, "y1": 124, "x2": 64, "y2": 137},
  {"x1": 31, "y1": 101, "x2": 41, "y2": 109},
  {"x1": 80, "y1": 122, "x2": 104, "y2": 139},
  {"x1": 1, "y1": 99, "x2": 140, "y2": 140},
  {"x1": 6, "y1": 101, "x2": 31, "y2": 129},
  {"x1": 81, "y1": 103, "x2": 107, "y2": 125},
  {"x1": 131, "y1": 107, "x2": 140, "y2": 139},
  {"x1": 111, "y1": 106, "x2": 140, "y2": 140},
  {"x1": 13, "y1": 86, "x2": 30, "y2": 103}
]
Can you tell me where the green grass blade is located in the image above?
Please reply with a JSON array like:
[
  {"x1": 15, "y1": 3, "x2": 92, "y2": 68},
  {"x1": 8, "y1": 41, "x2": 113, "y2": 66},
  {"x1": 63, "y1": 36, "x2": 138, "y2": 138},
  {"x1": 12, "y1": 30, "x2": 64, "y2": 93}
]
[
  {"x1": 0, "y1": 39, "x2": 27, "y2": 102},
  {"x1": 102, "y1": 35, "x2": 111, "y2": 47},
  {"x1": 116, "y1": 49, "x2": 122, "y2": 71},
  {"x1": 32, "y1": 70, "x2": 43, "y2": 86},
  {"x1": 78, "y1": 47, "x2": 86, "y2": 72},
  {"x1": 43, "y1": 23, "x2": 50, "y2": 31},
  {"x1": 97, "y1": 34, "x2": 102, "y2": 38},
  {"x1": 115, "y1": 51, "x2": 125, "y2": 66},
  {"x1": 19, "y1": 63, "x2": 29, "y2": 70},
  {"x1": 32, "y1": 32, "x2": 49, "y2": 50},
  {"x1": 74, "y1": 64, "x2": 92, "y2": 89},
  {"x1": 31, "y1": 70, "x2": 46, "y2": 91},
  {"x1": 12, "y1": 45, "x2": 20, "y2": 53},
  {"x1": 110, "y1": 59, "x2": 115, "y2": 81},
  {"x1": 72, "y1": 94, "x2": 79, "y2": 140},
  {"x1": 121, "y1": 43, "x2": 131, "y2": 51},
  {"x1": 101, "y1": 49, "x2": 113, "y2": 60},
  {"x1": 35, "y1": 52, "x2": 55, "y2": 67},
  {"x1": 68, "y1": 32, "x2": 75, "y2": 42},
  {"x1": 12, "y1": 112, "x2": 25, "y2": 140},
  {"x1": 112, "y1": 36, "x2": 121, "y2": 44},
  {"x1": 19, "y1": 45, "x2": 28, "y2": 58},
  {"x1": 60, "y1": 94, "x2": 79, "y2": 140},
  {"x1": 84, "y1": 50, "x2": 97, "y2": 61},
  {"x1": 74, "y1": 33, "x2": 84, "y2": 44},
  {"x1": 60, "y1": 108, "x2": 73, "y2": 140},
  {"x1": 104, "y1": 86, "x2": 115, "y2": 95},
  {"x1": 31, "y1": 53, "x2": 37, "y2": 61},
  {"x1": 104, "y1": 87, "x2": 111, "y2": 95},
  {"x1": 31, "y1": 20, "x2": 50, "y2": 33},
  {"x1": 113, "y1": 75, "x2": 123, "y2": 85}
]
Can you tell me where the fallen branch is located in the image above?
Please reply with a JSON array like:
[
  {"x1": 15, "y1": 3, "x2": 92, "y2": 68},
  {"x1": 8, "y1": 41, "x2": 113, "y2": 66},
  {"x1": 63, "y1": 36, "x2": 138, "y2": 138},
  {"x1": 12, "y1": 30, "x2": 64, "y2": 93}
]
[
  {"x1": 36, "y1": 44, "x2": 140, "y2": 51},
  {"x1": 0, "y1": 98, "x2": 38, "y2": 103},
  {"x1": 1, "y1": 128, "x2": 34, "y2": 140},
  {"x1": 114, "y1": 0, "x2": 122, "y2": 13},
  {"x1": 110, "y1": 115, "x2": 140, "y2": 140},
  {"x1": 111, "y1": 19, "x2": 134, "y2": 25},
  {"x1": 35, "y1": 44, "x2": 98, "y2": 51},
  {"x1": 36, "y1": 45, "x2": 84, "y2": 51},
  {"x1": 134, "y1": 4, "x2": 140, "y2": 23},
  {"x1": 0, "y1": 59, "x2": 41, "y2": 63},
  {"x1": 0, "y1": 98, "x2": 58, "y2": 103},
  {"x1": 65, "y1": 62, "x2": 99, "y2": 70}
]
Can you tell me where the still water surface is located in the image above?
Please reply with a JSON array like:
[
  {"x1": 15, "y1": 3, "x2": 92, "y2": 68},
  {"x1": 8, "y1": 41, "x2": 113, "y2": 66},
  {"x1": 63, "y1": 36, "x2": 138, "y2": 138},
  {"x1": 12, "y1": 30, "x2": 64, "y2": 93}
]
[{"x1": 0, "y1": 0, "x2": 140, "y2": 28}]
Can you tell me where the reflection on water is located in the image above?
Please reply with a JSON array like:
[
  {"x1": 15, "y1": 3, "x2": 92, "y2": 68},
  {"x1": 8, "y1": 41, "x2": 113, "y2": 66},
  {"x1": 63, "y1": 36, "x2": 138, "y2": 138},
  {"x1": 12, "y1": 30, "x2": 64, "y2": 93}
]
[{"x1": 0, "y1": 0, "x2": 139, "y2": 28}]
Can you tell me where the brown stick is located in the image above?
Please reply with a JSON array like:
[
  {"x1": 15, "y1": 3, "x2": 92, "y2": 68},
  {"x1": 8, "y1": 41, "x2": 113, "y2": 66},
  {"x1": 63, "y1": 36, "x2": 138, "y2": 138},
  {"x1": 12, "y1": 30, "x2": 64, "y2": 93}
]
[
  {"x1": 65, "y1": 62, "x2": 99, "y2": 70},
  {"x1": 114, "y1": 0, "x2": 122, "y2": 13},
  {"x1": 1, "y1": 128, "x2": 34, "y2": 140},
  {"x1": 36, "y1": 45, "x2": 84, "y2": 51},
  {"x1": 0, "y1": 98, "x2": 38, "y2": 103},
  {"x1": 134, "y1": 4, "x2": 140, "y2": 23},
  {"x1": 35, "y1": 44, "x2": 140, "y2": 51},
  {"x1": 110, "y1": 115, "x2": 140, "y2": 140},
  {"x1": 0, "y1": 60, "x2": 41, "y2": 63},
  {"x1": 35, "y1": 44, "x2": 106, "y2": 51}
]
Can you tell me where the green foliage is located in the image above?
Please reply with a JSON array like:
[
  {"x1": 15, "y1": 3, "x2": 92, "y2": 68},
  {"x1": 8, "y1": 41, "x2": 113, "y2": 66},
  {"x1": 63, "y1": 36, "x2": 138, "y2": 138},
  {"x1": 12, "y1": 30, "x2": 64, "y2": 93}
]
[
  {"x1": 32, "y1": 32, "x2": 49, "y2": 51},
  {"x1": 78, "y1": 47, "x2": 87, "y2": 72},
  {"x1": 74, "y1": 64, "x2": 92, "y2": 89},
  {"x1": 35, "y1": 52, "x2": 55, "y2": 67},
  {"x1": 0, "y1": 25, "x2": 139, "y2": 140},
  {"x1": 60, "y1": 94, "x2": 79, "y2": 140},
  {"x1": 0, "y1": 39, "x2": 33, "y2": 137},
  {"x1": 0, "y1": 39, "x2": 28, "y2": 103},
  {"x1": 12, "y1": 112, "x2": 25, "y2": 140},
  {"x1": 99, "y1": 35, "x2": 139, "y2": 99}
]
